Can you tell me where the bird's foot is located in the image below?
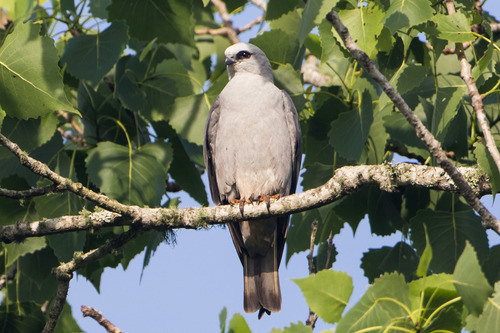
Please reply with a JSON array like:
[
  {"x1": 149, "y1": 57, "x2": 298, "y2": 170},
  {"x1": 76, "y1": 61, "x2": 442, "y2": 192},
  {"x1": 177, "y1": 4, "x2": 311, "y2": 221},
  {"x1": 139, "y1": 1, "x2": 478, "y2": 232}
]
[
  {"x1": 257, "y1": 194, "x2": 280, "y2": 211},
  {"x1": 230, "y1": 198, "x2": 251, "y2": 215}
]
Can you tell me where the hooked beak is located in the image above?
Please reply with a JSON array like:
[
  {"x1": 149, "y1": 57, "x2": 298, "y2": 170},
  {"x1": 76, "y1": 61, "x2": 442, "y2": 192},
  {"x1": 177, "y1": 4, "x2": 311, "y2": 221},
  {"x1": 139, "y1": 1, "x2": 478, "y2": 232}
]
[{"x1": 225, "y1": 57, "x2": 236, "y2": 66}]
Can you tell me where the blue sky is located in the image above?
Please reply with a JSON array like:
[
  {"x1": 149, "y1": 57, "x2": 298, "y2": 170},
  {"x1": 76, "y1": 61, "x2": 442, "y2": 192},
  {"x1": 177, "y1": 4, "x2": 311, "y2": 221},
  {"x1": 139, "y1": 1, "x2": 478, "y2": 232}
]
[{"x1": 67, "y1": 2, "x2": 500, "y2": 332}]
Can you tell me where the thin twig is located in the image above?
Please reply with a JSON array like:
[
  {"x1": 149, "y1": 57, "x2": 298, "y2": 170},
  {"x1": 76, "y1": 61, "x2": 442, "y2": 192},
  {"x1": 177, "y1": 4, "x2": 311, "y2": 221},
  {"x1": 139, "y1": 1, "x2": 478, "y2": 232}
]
[
  {"x1": 81, "y1": 306, "x2": 124, "y2": 333},
  {"x1": 326, "y1": 9, "x2": 500, "y2": 234},
  {"x1": 0, "y1": 184, "x2": 63, "y2": 199},
  {"x1": 209, "y1": 0, "x2": 240, "y2": 43},
  {"x1": 42, "y1": 229, "x2": 140, "y2": 333},
  {"x1": 324, "y1": 231, "x2": 334, "y2": 270},
  {"x1": 445, "y1": 0, "x2": 500, "y2": 182},
  {"x1": 305, "y1": 220, "x2": 319, "y2": 328}
]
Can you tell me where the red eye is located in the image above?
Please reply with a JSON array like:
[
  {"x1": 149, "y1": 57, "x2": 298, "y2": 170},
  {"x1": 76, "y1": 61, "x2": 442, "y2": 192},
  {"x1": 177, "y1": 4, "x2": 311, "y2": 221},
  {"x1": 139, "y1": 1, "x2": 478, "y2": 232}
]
[{"x1": 236, "y1": 51, "x2": 252, "y2": 59}]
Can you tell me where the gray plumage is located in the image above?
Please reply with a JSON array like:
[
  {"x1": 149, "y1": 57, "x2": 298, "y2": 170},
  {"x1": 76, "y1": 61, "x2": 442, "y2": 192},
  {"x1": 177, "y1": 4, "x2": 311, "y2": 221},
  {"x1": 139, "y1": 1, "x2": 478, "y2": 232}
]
[{"x1": 203, "y1": 43, "x2": 302, "y2": 317}]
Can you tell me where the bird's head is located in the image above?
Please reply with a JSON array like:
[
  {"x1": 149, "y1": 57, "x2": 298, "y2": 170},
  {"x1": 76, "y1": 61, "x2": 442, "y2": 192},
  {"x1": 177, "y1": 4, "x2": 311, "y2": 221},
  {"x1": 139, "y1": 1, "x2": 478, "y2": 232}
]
[{"x1": 224, "y1": 43, "x2": 273, "y2": 82}]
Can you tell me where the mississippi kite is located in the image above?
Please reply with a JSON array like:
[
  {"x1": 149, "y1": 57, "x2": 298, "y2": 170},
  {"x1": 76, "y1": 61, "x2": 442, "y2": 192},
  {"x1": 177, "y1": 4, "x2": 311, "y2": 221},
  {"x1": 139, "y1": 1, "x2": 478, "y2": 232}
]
[{"x1": 203, "y1": 43, "x2": 302, "y2": 317}]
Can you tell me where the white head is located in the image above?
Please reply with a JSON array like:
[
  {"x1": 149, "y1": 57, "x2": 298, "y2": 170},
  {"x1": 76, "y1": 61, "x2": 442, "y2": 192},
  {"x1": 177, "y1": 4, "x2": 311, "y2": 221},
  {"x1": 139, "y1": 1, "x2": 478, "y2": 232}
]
[{"x1": 224, "y1": 43, "x2": 273, "y2": 82}]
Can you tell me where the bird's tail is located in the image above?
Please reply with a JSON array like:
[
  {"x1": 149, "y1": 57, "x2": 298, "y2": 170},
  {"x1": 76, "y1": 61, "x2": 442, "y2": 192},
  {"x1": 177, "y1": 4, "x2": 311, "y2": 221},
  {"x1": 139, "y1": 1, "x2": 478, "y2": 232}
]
[{"x1": 243, "y1": 244, "x2": 281, "y2": 318}]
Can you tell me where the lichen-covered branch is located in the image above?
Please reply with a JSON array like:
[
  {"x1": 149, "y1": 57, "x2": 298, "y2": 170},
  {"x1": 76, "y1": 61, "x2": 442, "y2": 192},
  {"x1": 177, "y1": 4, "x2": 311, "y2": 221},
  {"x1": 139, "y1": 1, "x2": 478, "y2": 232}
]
[
  {"x1": 0, "y1": 164, "x2": 492, "y2": 242},
  {"x1": 0, "y1": 133, "x2": 139, "y2": 218},
  {"x1": 326, "y1": 9, "x2": 500, "y2": 234}
]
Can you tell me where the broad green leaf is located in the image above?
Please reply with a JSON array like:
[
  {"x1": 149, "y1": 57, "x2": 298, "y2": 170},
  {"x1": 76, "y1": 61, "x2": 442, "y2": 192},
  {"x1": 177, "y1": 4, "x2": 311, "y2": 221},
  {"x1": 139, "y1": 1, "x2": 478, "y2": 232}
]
[
  {"x1": 474, "y1": 142, "x2": 500, "y2": 197},
  {"x1": 474, "y1": 282, "x2": 500, "y2": 333},
  {"x1": 336, "y1": 273, "x2": 412, "y2": 333},
  {"x1": 162, "y1": 94, "x2": 209, "y2": 146},
  {"x1": 0, "y1": 22, "x2": 77, "y2": 119},
  {"x1": 86, "y1": 141, "x2": 167, "y2": 207},
  {"x1": 1, "y1": 113, "x2": 58, "y2": 152},
  {"x1": 329, "y1": 89, "x2": 373, "y2": 161},
  {"x1": 337, "y1": 3, "x2": 385, "y2": 58},
  {"x1": 47, "y1": 232, "x2": 86, "y2": 263},
  {"x1": 410, "y1": 209, "x2": 489, "y2": 273},
  {"x1": 361, "y1": 242, "x2": 419, "y2": 283},
  {"x1": 367, "y1": 188, "x2": 404, "y2": 235},
  {"x1": 294, "y1": 270, "x2": 352, "y2": 324},
  {"x1": 140, "y1": 142, "x2": 173, "y2": 174},
  {"x1": 384, "y1": 111, "x2": 429, "y2": 160},
  {"x1": 408, "y1": 274, "x2": 462, "y2": 332},
  {"x1": 297, "y1": 0, "x2": 338, "y2": 44},
  {"x1": 251, "y1": 30, "x2": 302, "y2": 68},
  {"x1": 11, "y1": 247, "x2": 59, "y2": 303},
  {"x1": 4, "y1": 237, "x2": 46, "y2": 268},
  {"x1": 431, "y1": 87, "x2": 463, "y2": 141},
  {"x1": 153, "y1": 121, "x2": 208, "y2": 206},
  {"x1": 1, "y1": 0, "x2": 37, "y2": 21},
  {"x1": 273, "y1": 64, "x2": 307, "y2": 112},
  {"x1": 114, "y1": 55, "x2": 148, "y2": 112},
  {"x1": 266, "y1": 0, "x2": 303, "y2": 20},
  {"x1": 482, "y1": 245, "x2": 500, "y2": 287},
  {"x1": 453, "y1": 242, "x2": 493, "y2": 316},
  {"x1": 61, "y1": 22, "x2": 128, "y2": 86},
  {"x1": 383, "y1": 0, "x2": 434, "y2": 35},
  {"x1": 108, "y1": 0, "x2": 195, "y2": 46},
  {"x1": 0, "y1": 302, "x2": 45, "y2": 333},
  {"x1": 227, "y1": 313, "x2": 251, "y2": 333},
  {"x1": 89, "y1": 0, "x2": 111, "y2": 19},
  {"x1": 430, "y1": 13, "x2": 475, "y2": 43}
]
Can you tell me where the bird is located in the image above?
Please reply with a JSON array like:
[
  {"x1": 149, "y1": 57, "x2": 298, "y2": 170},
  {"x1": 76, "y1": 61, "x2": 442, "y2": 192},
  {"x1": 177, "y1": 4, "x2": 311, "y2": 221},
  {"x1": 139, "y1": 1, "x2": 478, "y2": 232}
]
[{"x1": 203, "y1": 43, "x2": 302, "y2": 318}]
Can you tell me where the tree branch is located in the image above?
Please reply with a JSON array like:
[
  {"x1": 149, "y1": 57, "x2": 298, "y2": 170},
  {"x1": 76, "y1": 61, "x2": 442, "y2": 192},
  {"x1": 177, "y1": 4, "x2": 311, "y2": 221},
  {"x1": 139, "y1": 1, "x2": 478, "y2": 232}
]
[
  {"x1": 445, "y1": 0, "x2": 500, "y2": 182},
  {"x1": 326, "y1": 9, "x2": 500, "y2": 234},
  {"x1": 0, "y1": 184, "x2": 64, "y2": 199},
  {"x1": 0, "y1": 133, "x2": 139, "y2": 218},
  {"x1": 0, "y1": 164, "x2": 492, "y2": 242},
  {"x1": 81, "y1": 306, "x2": 124, "y2": 333}
]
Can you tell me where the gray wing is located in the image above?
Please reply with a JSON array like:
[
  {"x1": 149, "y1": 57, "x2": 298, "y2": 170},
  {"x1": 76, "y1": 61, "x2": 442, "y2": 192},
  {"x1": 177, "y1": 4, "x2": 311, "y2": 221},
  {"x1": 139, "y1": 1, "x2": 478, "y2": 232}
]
[
  {"x1": 282, "y1": 90, "x2": 302, "y2": 196},
  {"x1": 276, "y1": 90, "x2": 302, "y2": 262},
  {"x1": 203, "y1": 95, "x2": 223, "y2": 206}
]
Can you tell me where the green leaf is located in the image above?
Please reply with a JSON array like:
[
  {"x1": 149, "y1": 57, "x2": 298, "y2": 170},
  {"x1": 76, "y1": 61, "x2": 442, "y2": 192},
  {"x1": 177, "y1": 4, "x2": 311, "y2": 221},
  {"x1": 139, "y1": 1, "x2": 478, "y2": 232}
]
[
  {"x1": 219, "y1": 307, "x2": 227, "y2": 333},
  {"x1": 273, "y1": 64, "x2": 307, "y2": 112},
  {"x1": 431, "y1": 87, "x2": 463, "y2": 141},
  {"x1": 0, "y1": 302, "x2": 45, "y2": 333},
  {"x1": 408, "y1": 274, "x2": 462, "y2": 332},
  {"x1": 453, "y1": 242, "x2": 493, "y2": 316},
  {"x1": 337, "y1": 273, "x2": 412, "y2": 333},
  {"x1": 162, "y1": 94, "x2": 210, "y2": 146},
  {"x1": 1, "y1": 0, "x2": 37, "y2": 21},
  {"x1": 430, "y1": 13, "x2": 475, "y2": 43},
  {"x1": 297, "y1": 0, "x2": 338, "y2": 45},
  {"x1": 140, "y1": 142, "x2": 173, "y2": 174},
  {"x1": 47, "y1": 232, "x2": 86, "y2": 263},
  {"x1": 474, "y1": 282, "x2": 500, "y2": 333},
  {"x1": 61, "y1": 22, "x2": 128, "y2": 86},
  {"x1": 337, "y1": 3, "x2": 385, "y2": 58},
  {"x1": 89, "y1": 0, "x2": 111, "y2": 19},
  {"x1": 0, "y1": 22, "x2": 77, "y2": 119},
  {"x1": 251, "y1": 30, "x2": 301, "y2": 68},
  {"x1": 410, "y1": 209, "x2": 489, "y2": 273},
  {"x1": 361, "y1": 242, "x2": 419, "y2": 283},
  {"x1": 86, "y1": 141, "x2": 167, "y2": 206},
  {"x1": 475, "y1": 142, "x2": 500, "y2": 198},
  {"x1": 4, "y1": 237, "x2": 46, "y2": 267},
  {"x1": 294, "y1": 270, "x2": 353, "y2": 324},
  {"x1": 482, "y1": 245, "x2": 500, "y2": 287},
  {"x1": 227, "y1": 313, "x2": 251, "y2": 333},
  {"x1": 266, "y1": 0, "x2": 303, "y2": 20},
  {"x1": 154, "y1": 121, "x2": 208, "y2": 206},
  {"x1": 416, "y1": 224, "x2": 433, "y2": 277},
  {"x1": 1, "y1": 113, "x2": 59, "y2": 152},
  {"x1": 383, "y1": 0, "x2": 434, "y2": 35},
  {"x1": 329, "y1": 89, "x2": 373, "y2": 161},
  {"x1": 108, "y1": 0, "x2": 195, "y2": 46}
]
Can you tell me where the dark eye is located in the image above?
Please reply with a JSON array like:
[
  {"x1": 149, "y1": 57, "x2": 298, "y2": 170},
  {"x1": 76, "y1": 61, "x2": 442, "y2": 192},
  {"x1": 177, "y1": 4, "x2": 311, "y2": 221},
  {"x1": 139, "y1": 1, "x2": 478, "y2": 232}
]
[{"x1": 236, "y1": 51, "x2": 252, "y2": 60}]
